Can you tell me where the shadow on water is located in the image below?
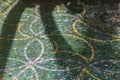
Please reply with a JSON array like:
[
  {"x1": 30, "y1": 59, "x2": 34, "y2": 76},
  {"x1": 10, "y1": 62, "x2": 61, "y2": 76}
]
[{"x1": 0, "y1": 0, "x2": 86, "y2": 79}]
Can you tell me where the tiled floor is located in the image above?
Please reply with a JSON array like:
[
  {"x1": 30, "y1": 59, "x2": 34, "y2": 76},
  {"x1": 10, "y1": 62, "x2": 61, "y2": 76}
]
[{"x1": 0, "y1": 0, "x2": 120, "y2": 80}]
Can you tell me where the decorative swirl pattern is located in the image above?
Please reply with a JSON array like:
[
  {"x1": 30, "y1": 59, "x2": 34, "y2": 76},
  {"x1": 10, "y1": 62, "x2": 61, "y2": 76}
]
[{"x1": 0, "y1": 1, "x2": 120, "y2": 80}]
